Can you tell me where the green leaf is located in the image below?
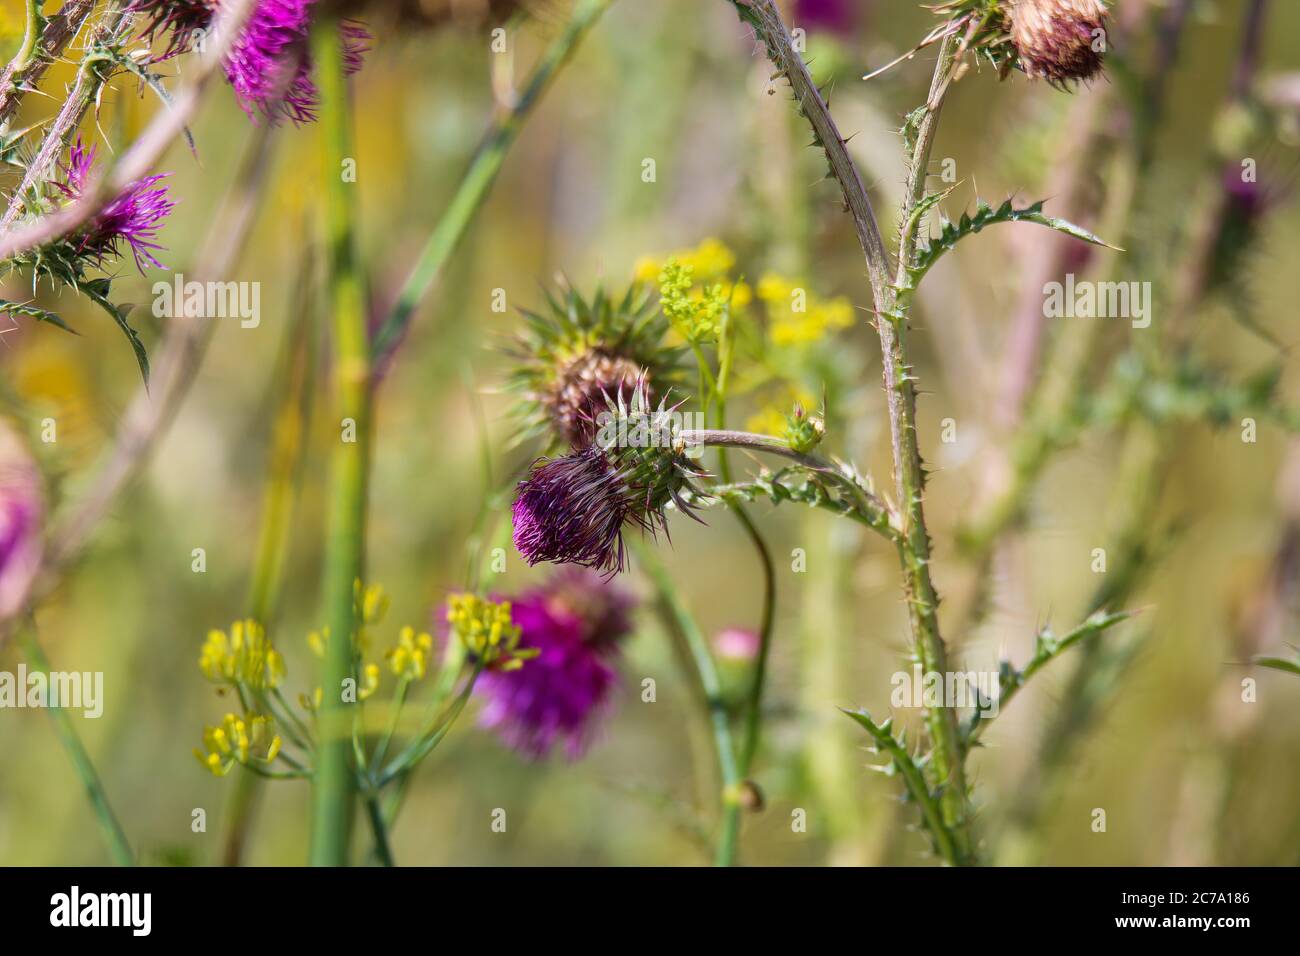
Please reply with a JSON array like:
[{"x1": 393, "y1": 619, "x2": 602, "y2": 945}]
[
  {"x1": 911, "y1": 198, "x2": 1121, "y2": 281},
  {"x1": 0, "y1": 299, "x2": 78, "y2": 333},
  {"x1": 75, "y1": 279, "x2": 150, "y2": 384},
  {"x1": 1254, "y1": 655, "x2": 1300, "y2": 676}
]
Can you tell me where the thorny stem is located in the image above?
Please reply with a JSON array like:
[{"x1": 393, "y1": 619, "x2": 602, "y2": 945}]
[
  {"x1": 683, "y1": 428, "x2": 894, "y2": 538},
  {"x1": 310, "y1": 22, "x2": 370, "y2": 867},
  {"x1": 12, "y1": 0, "x2": 43, "y2": 73},
  {"x1": 0, "y1": 121, "x2": 276, "y2": 654},
  {"x1": 370, "y1": 0, "x2": 613, "y2": 368},
  {"x1": 0, "y1": 0, "x2": 259, "y2": 261},
  {"x1": 0, "y1": 0, "x2": 94, "y2": 126},
  {"x1": 0, "y1": 2, "x2": 132, "y2": 235},
  {"x1": 731, "y1": 0, "x2": 974, "y2": 862}
]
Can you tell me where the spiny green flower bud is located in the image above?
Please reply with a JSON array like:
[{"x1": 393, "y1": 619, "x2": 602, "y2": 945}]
[
  {"x1": 1009, "y1": 0, "x2": 1109, "y2": 85},
  {"x1": 784, "y1": 403, "x2": 826, "y2": 455}
]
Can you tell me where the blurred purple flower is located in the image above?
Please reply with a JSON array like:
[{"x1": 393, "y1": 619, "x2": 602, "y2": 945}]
[
  {"x1": 475, "y1": 570, "x2": 636, "y2": 759},
  {"x1": 126, "y1": 1, "x2": 372, "y2": 124},
  {"x1": 55, "y1": 139, "x2": 175, "y2": 272},
  {"x1": 795, "y1": 0, "x2": 857, "y2": 34},
  {"x1": 0, "y1": 425, "x2": 43, "y2": 622},
  {"x1": 224, "y1": 0, "x2": 320, "y2": 123}
]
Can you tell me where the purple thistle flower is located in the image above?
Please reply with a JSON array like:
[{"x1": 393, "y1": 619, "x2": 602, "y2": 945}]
[
  {"x1": 224, "y1": 0, "x2": 321, "y2": 124},
  {"x1": 56, "y1": 139, "x2": 175, "y2": 273},
  {"x1": 127, "y1": 1, "x2": 372, "y2": 125},
  {"x1": 475, "y1": 571, "x2": 635, "y2": 759},
  {"x1": 513, "y1": 445, "x2": 635, "y2": 574},
  {"x1": 512, "y1": 380, "x2": 707, "y2": 574},
  {"x1": 125, "y1": 0, "x2": 219, "y2": 59},
  {"x1": 340, "y1": 19, "x2": 373, "y2": 77},
  {"x1": 0, "y1": 424, "x2": 43, "y2": 622}
]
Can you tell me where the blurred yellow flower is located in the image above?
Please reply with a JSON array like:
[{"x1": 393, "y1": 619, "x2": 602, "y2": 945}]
[
  {"x1": 193, "y1": 713, "x2": 282, "y2": 777},
  {"x1": 636, "y1": 237, "x2": 738, "y2": 286},
  {"x1": 199, "y1": 620, "x2": 285, "y2": 691},
  {"x1": 758, "y1": 272, "x2": 855, "y2": 346},
  {"x1": 387, "y1": 626, "x2": 434, "y2": 680},
  {"x1": 446, "y1": 593, "x2": 538, "y2": 671}
]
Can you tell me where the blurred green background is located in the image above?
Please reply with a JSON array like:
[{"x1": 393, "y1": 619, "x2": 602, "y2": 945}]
[{"x1": 1, "y1": 0, "x2": 1298, "y2": 865}]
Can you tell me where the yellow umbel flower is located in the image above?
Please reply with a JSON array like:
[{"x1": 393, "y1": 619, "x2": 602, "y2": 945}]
[
  {"x1": 387, "y1": 626, "x2": 434, "y2": 680},
  {"x1": 446, "y1": 594, "x2": 538, "y2": 671},
  {"x1": 634, "y1": 237, "x2": 737, "y2": 285},
  {"x1": 193, "y1": 713, "x2": 282, "y2": 777},
  {"x1": 199, "y1": 620, "x2": 286, "y2": 691},
  {"x1": 359, "y1": 662, "x2": 381, "y2": 701},
  {"x1": 758, "y1": 272, "x2": 855, "y2": 346}
]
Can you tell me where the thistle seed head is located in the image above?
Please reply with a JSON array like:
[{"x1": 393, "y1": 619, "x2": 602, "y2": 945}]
[
  {"x1": 548, "y1": 351, "x2": 647, "y2": 448},
  {"x1": 1009, "y1": 0, "x2": 1109, "y2": 84}
]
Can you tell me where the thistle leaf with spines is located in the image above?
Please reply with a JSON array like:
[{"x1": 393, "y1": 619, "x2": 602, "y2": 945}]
[{"x1": 910, "y1": 198, "x2": 1120, "y2": 282}]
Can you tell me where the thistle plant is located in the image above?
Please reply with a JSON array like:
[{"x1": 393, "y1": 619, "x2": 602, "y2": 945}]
[{"x1": 3, "y1": 0, "x2": 1297, "y2": 871}]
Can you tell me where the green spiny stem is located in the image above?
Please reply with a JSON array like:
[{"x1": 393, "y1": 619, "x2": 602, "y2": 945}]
[
  {"x1": 0, "y1": 0, "x2": 93, "y2": 126},
  {"x1": 683, "y1": 429, "x2": 894, "y2": 536},
  {"x1": 309, "y1": 22, "x2": 371, "y2": 867},
  {"x1": 18, "y1": 626, "x2": 133, "y2": 866},
  {"x1": 635, "y1": 540, "x2": 742, "y2": 867},
  {"x1": 875, "y1": 30, "x2": 976, "y2": 863},
  {"x1": 733, "y1": 0, "x2": 976, "y2": 861},
  {"x1": 370, "y1": 0, "x2": 612, "y2": 365},
  {"x1": 12, "y1": 0, "x2": 43, "y2": 72},
  {"x1": 842, "y1": 709, "x2": 958, "y2": 865},
  {"x1": 0, "y1": 2, "x2": 130, "y2": 234},
  {"x1": 962, "y1": 611, "x2": 1132, "y2": 749}
]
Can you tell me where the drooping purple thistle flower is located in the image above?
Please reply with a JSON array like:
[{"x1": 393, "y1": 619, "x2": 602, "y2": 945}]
[
  {"x1": 55, "y1": 139, "x2": 175, "y2": 273},
  {"x1": 512, "y1": 381, "x2": 707, "y2": 575},
  {"x1": 0, "y1": 424, "x2": 43, "y2": 622},
  {"x1": 475, "y1": 570, "x2": 635, "y2": 759},
  {"x1": 513, "y1": 445, "x2": 634, "y2": 574}
]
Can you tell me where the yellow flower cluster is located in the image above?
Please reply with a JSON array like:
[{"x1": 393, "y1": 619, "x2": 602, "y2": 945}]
[
  {"x1": 386, "y1": 626, "x2": 434, "y2": 680},
  {"x1": 636, "y1": 238, "x2": 753, "y2": 345},
  {"x1": 757, "y1": 274, "x2": 855, "y2": 347},
  {"x1": 194, "y1": 713, "x2": 282, "y2": 777},
  {"x1": 446, "y1": 594, "x2": 538, "y2": 671},
  {"x1": 199, "y1": 620, "x2": 285, "y2": 691},
  {"x1": 634, "y1": 237, "x2": 738, "y2": 285}
]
